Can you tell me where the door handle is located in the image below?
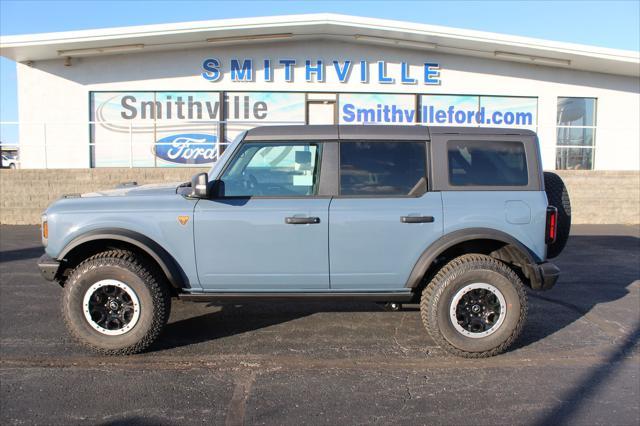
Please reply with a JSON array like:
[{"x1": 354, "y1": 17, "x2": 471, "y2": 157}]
[
  {"x1": 401, "y1": 216, "x2": 435, "y2": 223},
  {"x1": 285, "y1": 216, "x2": 321, "y2": 225}
]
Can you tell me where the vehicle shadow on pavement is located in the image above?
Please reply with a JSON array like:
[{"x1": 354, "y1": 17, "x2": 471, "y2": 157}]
[
  {"x1": 152, "y1": 233, "x2": 639, "y2": 356},
  {"x1": 532, "y1": 319, "x2": 640, "y2": 426},
  {"x1": 0, "y1": 246, "x2": 43, "y2": 262},
  {"x1": 514, "y1": 233, "x2": 639, "y2": 350},
  {"x1": 152, "y1": 301, "x2": 406, "y2": 352},
  {"x1": 98, "y1": 418, "x2": 179, "y2": 426}
]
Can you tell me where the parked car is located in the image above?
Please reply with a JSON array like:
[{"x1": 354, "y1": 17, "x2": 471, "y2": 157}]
[
  {"x1": 1, "y1": 154, "x2": 18, "y2": 169},
  {"x1": 38, "y1": 125, "x2": 571, "y2": 357}
]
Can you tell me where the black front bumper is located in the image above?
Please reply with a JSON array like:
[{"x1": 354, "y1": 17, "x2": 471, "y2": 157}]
[
  {"x1": 38, "y1": 254, "x2": 60, "y2": 281},
  {"x1": 531, "y1": 261, "x2": 560, "y2": 290}
]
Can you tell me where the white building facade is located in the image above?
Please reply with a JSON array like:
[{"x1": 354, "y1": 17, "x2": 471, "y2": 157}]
[{"x1": 1, "y1": 14, "x2": 638, "y2": 170}]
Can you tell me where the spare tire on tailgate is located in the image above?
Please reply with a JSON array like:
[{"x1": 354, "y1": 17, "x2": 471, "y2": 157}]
[{"x1": 544, "y1": 171, "x2": 571, "y2": 258}]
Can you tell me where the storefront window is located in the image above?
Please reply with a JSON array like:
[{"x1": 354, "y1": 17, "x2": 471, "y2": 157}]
[
  {"x1": 556, "y1": 97, "x2": 596, "y2": 170},
  {"x1": 91, "y1": 92, "x2": 220, "y2": 167},
  {"x1": 224, "y1": 92, "x2": 306, "y2": 142},
  {"x1": 338, "y1": 93, "x2": 417, "y2": 125},
  {"x1": 419, "y1": 95, "x2": 537, "y2": 130}
]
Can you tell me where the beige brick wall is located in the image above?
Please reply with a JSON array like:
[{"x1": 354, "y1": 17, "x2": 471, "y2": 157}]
[
  {"x1": 0, "y1": 168, "x2": 207, "y2": 225},
  {"x1": 1, "y1": 169, "x2": 638, "y2": 225},
  {"x1": 554, "y1": 171, "x2": 640, "y2": 225}
]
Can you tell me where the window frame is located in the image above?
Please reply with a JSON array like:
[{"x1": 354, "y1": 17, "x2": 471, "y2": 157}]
[
  {"x1": 215, "y1": 140, "x2": 327, "y2": 199},
  {"x1": 555, "y1": 97, "x2": 597, "y2": 170},
  {"x1": 336, "y1": 139, "x2": 430, "y2": 199},
  {"x1": 429, "y1": 133, "x2": 542, "y2": 192}
]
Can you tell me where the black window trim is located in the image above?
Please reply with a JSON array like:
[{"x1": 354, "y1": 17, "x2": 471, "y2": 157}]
[{"x1": 429, "y1": 133, "x2": 542, "y2": 192}]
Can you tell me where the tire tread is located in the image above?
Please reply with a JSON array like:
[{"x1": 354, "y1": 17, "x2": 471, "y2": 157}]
[
  {"x1": 62, "y1": 249, "x2": 170, "y2": 355},
  {"x1": 420, "y1": 254, "x2": 527, "y2": 358}
]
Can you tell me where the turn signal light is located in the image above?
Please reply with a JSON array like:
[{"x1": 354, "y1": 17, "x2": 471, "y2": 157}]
[
  {"x1": 42, "y1": 221, "x2": 48, "y2": 239},
  {"x1": 545, "y1": 207, "x2": 558, "y2": 244}
]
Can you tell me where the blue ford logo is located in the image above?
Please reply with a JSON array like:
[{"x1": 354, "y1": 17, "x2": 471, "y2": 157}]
[{"x1": 154, "y1": 133, "x2": 217, "y2": 164}]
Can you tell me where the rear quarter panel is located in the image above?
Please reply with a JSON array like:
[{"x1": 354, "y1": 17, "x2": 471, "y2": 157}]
[{"x1": 441, "y1": 190, "x2": 548, "y2": 261}]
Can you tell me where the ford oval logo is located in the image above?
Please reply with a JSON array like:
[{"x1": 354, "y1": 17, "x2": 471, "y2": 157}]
[{"x1": 154, "y1": 133, "x2": 218, "y2": 164}]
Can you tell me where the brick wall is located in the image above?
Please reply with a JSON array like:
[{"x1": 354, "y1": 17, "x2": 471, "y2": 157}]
[
  {"x1": 1, "y1": 168, "x2": 207, "y2": 225},
  {"x1": 553, "y1": 171, "x2": 639, "y2": 225},
  {"x1": 1, "y1": 169, "x2": 638, "y2": 225}
]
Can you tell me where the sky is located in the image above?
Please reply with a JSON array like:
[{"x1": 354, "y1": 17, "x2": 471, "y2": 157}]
[{"x1": 1, "y1": 0, "x2": 639, "y2": 144}]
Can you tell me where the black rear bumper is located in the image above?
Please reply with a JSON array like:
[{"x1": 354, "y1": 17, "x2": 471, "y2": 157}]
[
  {"x1": 531, "y1": 261, "x2": 560, "y2": 290},
  {"x1": 38, "y1": 254, "x2": 60, "y2": 281}
]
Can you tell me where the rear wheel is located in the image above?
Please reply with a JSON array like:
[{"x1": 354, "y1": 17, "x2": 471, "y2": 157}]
[
  {"x1": 421, "y1": 254, "x2": 527, "y2": 357},
  {"x1": 544, "y1": 171, "x2": 571, "y2": 258},
  {"x1": 62, "y1": 249, "x2": 171, "y2": 355}
]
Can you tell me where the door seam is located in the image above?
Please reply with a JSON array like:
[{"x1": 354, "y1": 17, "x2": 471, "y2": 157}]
[{"x1": 328, "y1": 196, "x2": 334, "y2": 289}]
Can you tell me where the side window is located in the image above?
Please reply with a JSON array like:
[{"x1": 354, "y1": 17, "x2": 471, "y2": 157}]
[
  {"x1": 447, "y1": 140, "x2": 528, "y2": 186},
  {"x1": 340, "y1": 141, "x2": 427, "y2": 196},
  {"x1": 220, "y1": 142, "x2": 321, "y2": 196}
]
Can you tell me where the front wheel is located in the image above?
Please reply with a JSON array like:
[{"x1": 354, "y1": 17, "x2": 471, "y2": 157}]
[
  {"x1": 420, "y1": 254, "x2": 527, "y2": 357},
  {"x1": 62, "y1": 249, "x2": 171, "y2": 355}
]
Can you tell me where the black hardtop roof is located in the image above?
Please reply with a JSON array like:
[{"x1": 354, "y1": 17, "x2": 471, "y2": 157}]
[{"x1": 243, "y1": 125, "x2": 536, "y2": 141}]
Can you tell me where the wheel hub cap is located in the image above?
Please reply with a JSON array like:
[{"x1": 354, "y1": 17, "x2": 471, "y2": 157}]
[
  {"x1": 82, "y1": 279, "x2": 140, "y2": 336},
  {"x1": 449, "y1": 283, "x2": 507, "y2": 339}
]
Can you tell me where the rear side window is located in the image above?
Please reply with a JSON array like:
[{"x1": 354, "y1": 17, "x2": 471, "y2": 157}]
[
  {"x1": 340, "y1": 141, "x2": 427, "y2": 196},
  {"x1": 448, "y1": 140, "x2": 528, "y2": 186}
]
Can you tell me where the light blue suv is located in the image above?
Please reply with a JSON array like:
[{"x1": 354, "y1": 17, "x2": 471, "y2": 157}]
[{"x1": 38, "y1": 125, "x2": 570, "y2": 357}]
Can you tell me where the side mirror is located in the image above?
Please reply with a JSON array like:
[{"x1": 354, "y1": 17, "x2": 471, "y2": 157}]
[{"x1": 190, "y1": 172, "x2": 209, "y2": 198}]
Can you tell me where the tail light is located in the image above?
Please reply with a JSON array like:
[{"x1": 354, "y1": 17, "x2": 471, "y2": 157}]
[
  {"x1": 545, "y1": 206, "x2": 558, "y2": 244},
  {"x1": 41, "y1": 215, "x2": 48, "y2": 246}
]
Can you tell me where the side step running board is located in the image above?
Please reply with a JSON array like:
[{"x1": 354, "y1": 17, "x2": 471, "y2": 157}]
[{"x1": 178, "y1": 292, "x2": 414, "y2": 303}]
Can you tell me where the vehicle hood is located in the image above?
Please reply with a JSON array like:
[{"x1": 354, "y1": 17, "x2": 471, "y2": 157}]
[{"x1": 80, "y1": 182, "x2": 183, "y2": 198}]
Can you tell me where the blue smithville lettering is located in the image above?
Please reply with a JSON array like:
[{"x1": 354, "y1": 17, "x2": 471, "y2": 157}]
[
  {"x1": 202, "y1": 58, "x2": 441, "y2": 84},
  {"x1": 342, "y1": 104, "x2": 533, "y2": 126},
  {"x1": 155, "y1": 134, "x2": 218, "y2": 164}
]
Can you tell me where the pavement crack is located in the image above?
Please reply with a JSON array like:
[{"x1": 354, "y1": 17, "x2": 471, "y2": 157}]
[
  {"x1": 393, "y1": 313, "x2": 410, "y2": 354},
  {"x1": 225, "y1": 369, "x2": 257, "y2": 426}
]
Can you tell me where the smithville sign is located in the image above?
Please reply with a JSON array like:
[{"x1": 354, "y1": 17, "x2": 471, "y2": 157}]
[{"x1": 202, "y1": 58, "x2": 441, "y2": 85}]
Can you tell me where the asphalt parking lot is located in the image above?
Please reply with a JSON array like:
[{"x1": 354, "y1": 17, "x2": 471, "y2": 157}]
[{"x1": 1, "y1": 224, "x2": 638, "y2": 425}]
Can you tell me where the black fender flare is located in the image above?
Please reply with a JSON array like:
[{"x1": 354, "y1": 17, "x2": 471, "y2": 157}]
[
  {"x1": 405, "y1": 227, "x2": 541, "y2": 288},
  {"x1": 58, "y1": 228, "x2": 189, "y2": 289}
]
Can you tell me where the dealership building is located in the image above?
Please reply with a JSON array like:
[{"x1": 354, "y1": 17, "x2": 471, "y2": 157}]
[{"x1": 1, "y1": 14, "x2": 638, "y2": 170}]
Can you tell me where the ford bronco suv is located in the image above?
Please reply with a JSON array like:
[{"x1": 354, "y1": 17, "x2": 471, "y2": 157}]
[{"x1": 38, "y1": 125, "x2": 571, "y2": 357}]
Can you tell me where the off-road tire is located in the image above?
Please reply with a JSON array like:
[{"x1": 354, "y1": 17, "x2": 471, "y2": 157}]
[
  {"x1": 420, "y1": 254, "x2": 527, "y2": 358},
  {"x1": 544, "y1": 171, "x2": 571, "y2": 258},
  {"x1": 62, "y1": 249, "x2": 171, "y2": 355}
]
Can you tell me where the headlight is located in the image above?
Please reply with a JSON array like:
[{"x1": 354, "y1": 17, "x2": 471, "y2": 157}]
[{"x1": 41, "y1": 215, "x2": 48, "y2": 246}]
